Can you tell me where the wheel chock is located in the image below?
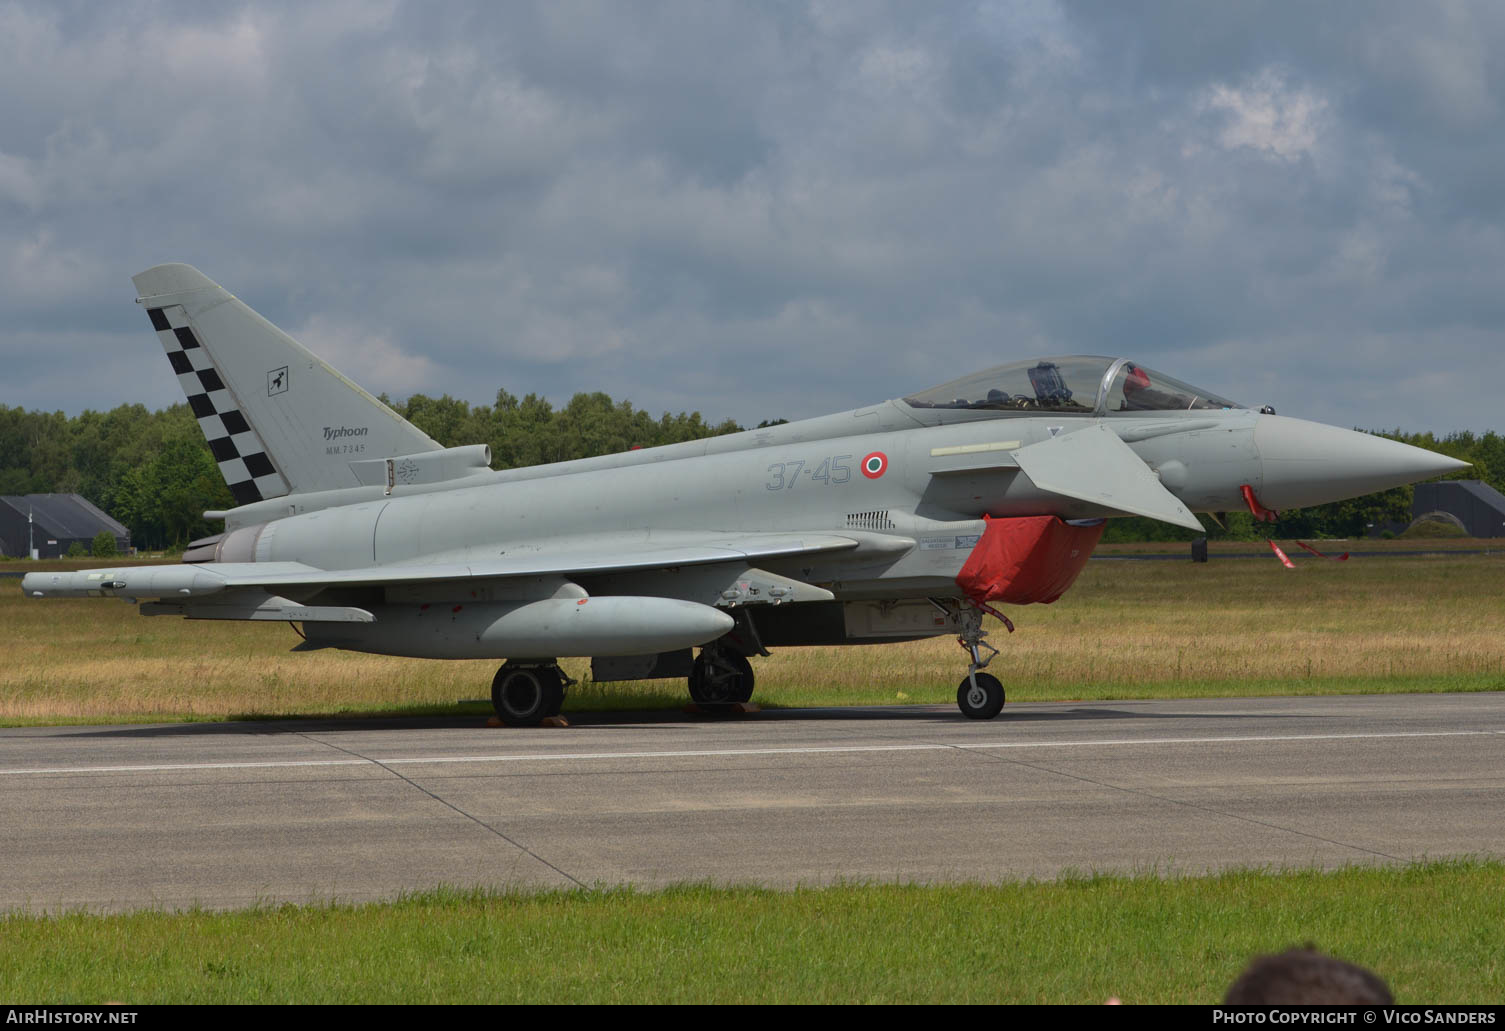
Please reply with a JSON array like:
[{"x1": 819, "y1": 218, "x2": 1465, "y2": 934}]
[{"x1": 486, "y1": 715, "x2": 571, "y2": 728}]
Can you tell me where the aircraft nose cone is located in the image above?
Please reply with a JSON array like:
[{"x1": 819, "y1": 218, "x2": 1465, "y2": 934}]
[{"x1": 1255, "y1": 416, "x2": 1471, "y2": 510}]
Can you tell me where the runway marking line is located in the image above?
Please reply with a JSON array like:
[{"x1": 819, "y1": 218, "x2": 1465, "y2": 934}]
[{"x1": 1, "y1": 729, "x2": 1500, "y2": 778}]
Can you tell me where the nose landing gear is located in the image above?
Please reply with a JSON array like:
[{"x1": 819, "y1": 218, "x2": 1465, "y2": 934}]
[{"x1": 953, "y1": 603, "x2": 1007, "y2": 720}]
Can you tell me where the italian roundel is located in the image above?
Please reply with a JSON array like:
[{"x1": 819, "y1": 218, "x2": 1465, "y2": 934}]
[{"x1": 860, "y1": 451, "x2": 889, "y2": 479}]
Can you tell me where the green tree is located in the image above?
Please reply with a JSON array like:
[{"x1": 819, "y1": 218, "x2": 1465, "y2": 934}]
[
  {"x1": 112, "y1": 435, "x2": 233, "y2": 550},
  {"x1": 91, "y1": 531, "x2": 118, "y2": 558},
  {"x1": 401, "y1": 394, "x2": 477, "y2": 447}
]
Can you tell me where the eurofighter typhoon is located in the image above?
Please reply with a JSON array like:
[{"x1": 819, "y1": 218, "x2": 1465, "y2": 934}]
[{"x1": 23, "y1": 265, "x2": 1469, "y2": 723}]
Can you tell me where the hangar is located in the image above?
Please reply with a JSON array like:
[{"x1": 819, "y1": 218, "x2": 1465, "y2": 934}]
[
  {"x1": 1411, "y1": 480, "x2": 1505, "y2": 539},
  {"x1": 0, "y1": 494, "x2": 131, "y2": 559}
]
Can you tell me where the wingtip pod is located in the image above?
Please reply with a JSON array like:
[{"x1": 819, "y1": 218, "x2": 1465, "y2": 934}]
[{"x1": 21, "y1": 565, "x2": 225, "y2": 599}]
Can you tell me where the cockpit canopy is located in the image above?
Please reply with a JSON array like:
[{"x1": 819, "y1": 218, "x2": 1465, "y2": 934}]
[{"x1": 902, "y1": 356, "x2": 1244, "y2": 416}]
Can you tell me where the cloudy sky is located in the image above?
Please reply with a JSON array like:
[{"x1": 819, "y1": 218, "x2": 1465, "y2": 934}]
[{"x1": 3, "y1": 0, "x2": 1503, "y2": 433}]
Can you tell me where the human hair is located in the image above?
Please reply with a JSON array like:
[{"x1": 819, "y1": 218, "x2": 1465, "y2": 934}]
[{"x1": 1224, "y1": 948, "x2": 1393, "y2": 1005}]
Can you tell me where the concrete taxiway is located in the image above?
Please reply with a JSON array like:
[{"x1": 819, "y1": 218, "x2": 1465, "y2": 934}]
[{"x1": 2, "y1": 693, "x2": 1502, "y2": 912}]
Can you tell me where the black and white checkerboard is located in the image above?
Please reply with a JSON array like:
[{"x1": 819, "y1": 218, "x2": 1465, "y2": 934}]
[{"x1": 146, "y1": 305, "x2": 290, "y2": 506}]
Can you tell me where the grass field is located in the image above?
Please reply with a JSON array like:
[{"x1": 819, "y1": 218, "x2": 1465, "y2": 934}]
[
  {"x1": 3, "y1": 548, "x2": 1502, "y2": 724},
  {"x1": 2, "y1": 861, "x2": 1500, "y2": 1004}
]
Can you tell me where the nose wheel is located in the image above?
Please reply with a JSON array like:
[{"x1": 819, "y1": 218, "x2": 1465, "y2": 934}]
[
  {"x1": 950, "y1": 600, "x2": 1008, "y2": 720},
  {"x1": 957, "y1": 672, "x2": 1005, "y2": 720}
]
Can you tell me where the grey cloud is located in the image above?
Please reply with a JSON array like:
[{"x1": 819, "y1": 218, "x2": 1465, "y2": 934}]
[{"x1": 0, "y1": 0, "x2": 1501, "y2": 436}]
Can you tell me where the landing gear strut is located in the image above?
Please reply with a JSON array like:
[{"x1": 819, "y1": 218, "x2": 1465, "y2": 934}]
[
  {"x1": 491, "y1": 661, "x2": 568, "y2": 727},
  {"x1": 953, "y1": 604, "x2": 1005, "y2": 720},
  {"x1": 688, "y1": 646, "x2": 755, "y2": 709}
]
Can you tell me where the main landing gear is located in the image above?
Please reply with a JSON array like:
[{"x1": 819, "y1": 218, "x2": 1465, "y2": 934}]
[
  {"x1": 688, "y1": 645, "x2": 755, "y2": 710},
  {"x1": 953, "y1": 603, "x2": 1006, "y2": 720},
  {"x1": 491, "y1": 661, "x2": 568, "y2": 727}
]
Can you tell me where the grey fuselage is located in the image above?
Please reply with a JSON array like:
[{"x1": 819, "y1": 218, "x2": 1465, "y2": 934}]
[{"x1": 216, "y1": 400, "x2": 1262, "y2": 607}]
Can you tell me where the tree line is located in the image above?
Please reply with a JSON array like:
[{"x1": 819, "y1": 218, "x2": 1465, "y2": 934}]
[
  {"x1": 379, "y1": 389, "x2": 744, "y2": 472},
  {"x1": 1, "y1": 396, "x2": 1499, "y2": 550}
]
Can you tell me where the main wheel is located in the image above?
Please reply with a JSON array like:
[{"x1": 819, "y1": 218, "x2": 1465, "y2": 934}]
[
  {"x1": 688, "y1": 649, "x2": 754, "y2": 707},
  {"x1": 957, "y1": 672, "x2": 1005, "y2": 720},
  {"x1": 491, "y1": 664, "x2": 565, "y2": 726}
]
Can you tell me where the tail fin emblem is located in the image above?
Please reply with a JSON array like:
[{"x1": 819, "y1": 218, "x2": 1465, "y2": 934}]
[{"x1": 268, "y1": 366, "x2": 288, "y2": 396}]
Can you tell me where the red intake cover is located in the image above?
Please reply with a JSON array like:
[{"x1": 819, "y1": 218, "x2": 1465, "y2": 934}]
[{"x1": 955, "y1": 516, "x2": 1105, "y2": 606}]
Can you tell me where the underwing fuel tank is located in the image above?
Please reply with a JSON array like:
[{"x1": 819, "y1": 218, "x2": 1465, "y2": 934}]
[{"x1": 300, "y1": 595, "x2": 735, "y2": 660}]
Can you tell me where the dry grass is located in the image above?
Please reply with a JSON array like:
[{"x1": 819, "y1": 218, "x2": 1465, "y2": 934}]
[
  {"x1": 758, "y1": 553, "x2": 1505, "y2": 702},
  {"x1": 1092, "y1": 537, "x2": 1505, "y2": 555},
  {"x1": 3, "y1": 551, "x2": 1502, "y2": 724}
]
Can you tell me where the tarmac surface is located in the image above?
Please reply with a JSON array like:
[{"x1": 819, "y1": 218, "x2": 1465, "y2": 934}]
[{"x1": 2, "y1": 692, "x2": 1502, "y2": 913}]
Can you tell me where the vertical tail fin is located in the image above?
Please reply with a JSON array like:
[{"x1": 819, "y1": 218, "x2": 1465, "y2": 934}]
[{"x1": 132, "y1": 264, "x2": 441, "y2": 504}]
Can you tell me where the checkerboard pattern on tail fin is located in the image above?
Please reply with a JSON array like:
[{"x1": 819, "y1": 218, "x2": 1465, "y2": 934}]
[
  {"x1": 146, "y1": 303, "x2": 289, "y2": 505},
  {"x1": 131, "y1": 264, "x2": 442, "y2": 505}
]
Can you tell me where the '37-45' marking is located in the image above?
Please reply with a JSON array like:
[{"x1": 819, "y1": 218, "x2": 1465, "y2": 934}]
[{"x1": 766, "y1": 454, "x2": 858, "y2": 491}]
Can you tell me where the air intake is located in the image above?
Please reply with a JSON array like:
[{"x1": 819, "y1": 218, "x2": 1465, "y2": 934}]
[{"x1": 846, "y1": 510, "x2": 896, "y2": 531}]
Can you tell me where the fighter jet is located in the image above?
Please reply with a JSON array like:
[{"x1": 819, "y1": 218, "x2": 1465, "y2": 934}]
[{"x1": 23, "y1": 264, "x2": 1470, "y2": 724}]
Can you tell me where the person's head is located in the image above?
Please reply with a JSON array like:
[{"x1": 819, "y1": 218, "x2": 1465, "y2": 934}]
[{"x1": 1225, "y1": 948, "x2": 1393, "y2": 1005}]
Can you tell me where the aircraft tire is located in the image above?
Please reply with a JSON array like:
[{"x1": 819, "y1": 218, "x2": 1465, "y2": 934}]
[
  {"x1": 689, "y1": 649, "x2": 754, "y2": 707},
  {"x1": 492, "y1": 664, "x2": 564, "y2": 726},
  {"x1": 542, "y1": 673, "x2": 567, "y2": 717},
  {"x1": 956, "y1": 673, "x2": 1005, "y2": 720}
]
